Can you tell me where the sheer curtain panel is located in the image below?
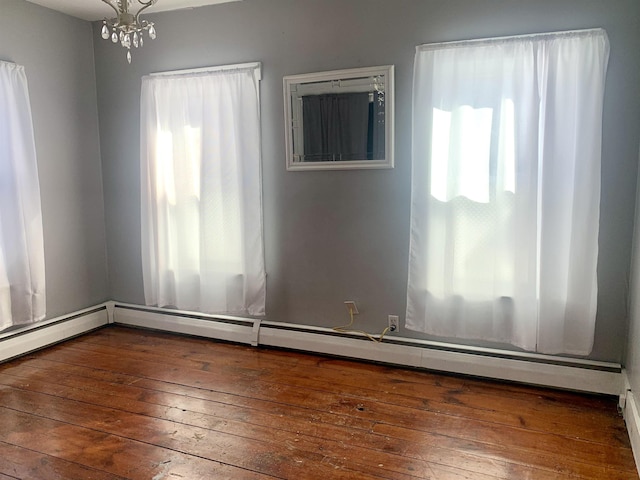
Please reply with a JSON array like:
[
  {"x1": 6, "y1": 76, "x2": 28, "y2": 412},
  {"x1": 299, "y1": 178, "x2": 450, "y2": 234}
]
[
  {"x1": 406, "y1": 29, "x2": 609, "y2": 355},
  {"x1": 0, "y1": 61, "x2": 46, "y2": 330},
  {"x1": 141, "y1": 64, "x2": 266, "y2": 316}
]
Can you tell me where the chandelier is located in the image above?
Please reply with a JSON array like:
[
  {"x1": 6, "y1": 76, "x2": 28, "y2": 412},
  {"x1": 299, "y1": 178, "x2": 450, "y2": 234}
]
[{"x1": 100, "y1": 0, "x2": 158, "y2": 64}]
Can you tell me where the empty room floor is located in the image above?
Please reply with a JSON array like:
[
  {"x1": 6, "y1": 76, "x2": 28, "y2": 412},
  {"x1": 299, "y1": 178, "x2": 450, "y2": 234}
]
[{"x1": 0, "y1": 326, "x2": 637, "y2": 479}]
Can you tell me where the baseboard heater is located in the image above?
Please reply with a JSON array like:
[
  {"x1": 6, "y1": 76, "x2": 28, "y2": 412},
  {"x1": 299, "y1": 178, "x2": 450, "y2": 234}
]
[
  {"x1": 113, "y1": 303, "x2": 622, "y2": 396},
  {"x1": 0, "y1": 305, "x2": 109, "y2": 363},
  {"x1": 621, "y1": 372, "x2": 640, "y2": 472}
]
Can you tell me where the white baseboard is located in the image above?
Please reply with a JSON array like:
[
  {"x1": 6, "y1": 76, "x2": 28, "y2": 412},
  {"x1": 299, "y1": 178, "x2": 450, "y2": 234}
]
[
  {"x1": 259, "y1": 322, "x2": 621, "y2": 395},
  {"x1": 628, "y1": 393, "x2": 640, "y2": 472},
  {"x1": 114, "y1": 303, "x2": 621, "y2": 395},
  {"x1": 2, "y1": 302, "x2": 620, "y2": 396},
  {"x1": 622, "y1": 371, "x2": 640, "y2": 473},
  {"x1": 114, "y1": 304, "x2": 261, "y2": 346},
  {"x1": 0, "y1": 304, "x2": 109, "y2": 363}
]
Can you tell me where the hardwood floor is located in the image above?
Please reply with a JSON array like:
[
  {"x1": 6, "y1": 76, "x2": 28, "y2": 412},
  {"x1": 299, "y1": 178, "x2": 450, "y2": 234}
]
[{"x1": 0, "y1": 326, "x2": 637, "y2": 479}]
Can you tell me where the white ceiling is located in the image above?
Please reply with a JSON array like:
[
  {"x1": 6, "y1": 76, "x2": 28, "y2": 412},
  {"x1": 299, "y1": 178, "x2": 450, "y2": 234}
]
[{"x1": 24, "y1": 0, "x2": 241, "y2": 21}]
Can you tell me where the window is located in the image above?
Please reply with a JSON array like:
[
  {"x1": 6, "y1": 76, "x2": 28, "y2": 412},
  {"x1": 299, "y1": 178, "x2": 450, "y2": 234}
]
[
  {"x1": 0, "y1": 61, "x2": 46, "y2": 330},
  {"x1": 406, "y1": 30, "x2": 609, "y2": 355},
  {"x1": 140, "y1": 63, "x2": 266, "y2": 316}
]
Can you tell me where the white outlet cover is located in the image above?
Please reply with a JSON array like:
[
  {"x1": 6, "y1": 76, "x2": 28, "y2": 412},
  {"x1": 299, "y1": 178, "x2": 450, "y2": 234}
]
[{"x1": 344, "y1": 301, "x2": 359, "y2": 315}]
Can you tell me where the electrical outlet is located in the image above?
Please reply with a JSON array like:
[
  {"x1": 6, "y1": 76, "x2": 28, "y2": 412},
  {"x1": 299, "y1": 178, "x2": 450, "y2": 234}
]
[
  {"x1": 344, "y1": 301, "x2": 359, "y2": 315},
  {"x1": 388, "y1": 315, "x2": 399, "y2": 332}
]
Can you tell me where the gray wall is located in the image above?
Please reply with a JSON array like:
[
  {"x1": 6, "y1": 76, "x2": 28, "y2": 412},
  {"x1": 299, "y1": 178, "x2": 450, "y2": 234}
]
[
  {"x1": 94, "y1": 0, "x2": 640, "y2": 362},
  {"x1": 1, "y1": 0, "x2": 108, "y2": 320},
  {"x1": 627, "y1": 147, "x2": 640, "y2": 407}
]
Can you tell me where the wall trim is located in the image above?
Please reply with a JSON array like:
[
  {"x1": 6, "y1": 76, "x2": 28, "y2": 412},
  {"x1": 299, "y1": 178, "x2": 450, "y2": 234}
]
[
  {"x1": 621, "y1": 370, "x2": 640, "y2": 473},
  {"x1": 0, "y1": 304, "x2": 109, "y2": 363},
  {"x1": 114, "y1": 303, "x2": 260, "y2": 346},
  {"x1": 113, "y1": 303, "x2": 621, "y2": 395},
  {"x1": 1, "y1": 302, "x2": 622, "y2": 396}
]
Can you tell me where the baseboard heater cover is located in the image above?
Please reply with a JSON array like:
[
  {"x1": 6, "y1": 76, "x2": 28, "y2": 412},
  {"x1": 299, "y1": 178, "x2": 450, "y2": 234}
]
[
  {"x1": 113, "y1": 304, "x2": 621, "y2": 396},
  {"x1": 0, "y1": 305, "x2": 109, "y2": 363},
  {"x1": 621, "y1": 376, "x2": 640, "y2": 473},
  {"x1": 114, "y1": 304, "x2": 260, "y2": 346}
]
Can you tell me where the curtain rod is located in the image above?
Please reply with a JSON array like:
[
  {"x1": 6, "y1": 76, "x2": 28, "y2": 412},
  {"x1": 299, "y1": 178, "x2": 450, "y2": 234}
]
[
  {"x1": 417, "y1": 27, "x2": 606, "y2": 51},
  {"x1": 150, "y1": 62, "x2": 261, "y2": 80}
]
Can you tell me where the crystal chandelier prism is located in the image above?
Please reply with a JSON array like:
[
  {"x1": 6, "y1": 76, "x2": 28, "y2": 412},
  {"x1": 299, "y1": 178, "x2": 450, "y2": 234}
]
[{"x1": 100, "y1": 0, "x2": 158, "y2": 64}]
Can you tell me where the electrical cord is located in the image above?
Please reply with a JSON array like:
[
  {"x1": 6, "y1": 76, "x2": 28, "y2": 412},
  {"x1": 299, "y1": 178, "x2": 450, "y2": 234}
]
[{"x1": 332, "y1": 309, "x2": 390, "y2": 343}]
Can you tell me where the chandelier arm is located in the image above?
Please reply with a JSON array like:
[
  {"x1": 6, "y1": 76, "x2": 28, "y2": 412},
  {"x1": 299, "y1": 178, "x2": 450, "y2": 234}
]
[
  {"x1": 134, "y1": 0, "x2": 157, "y2": 23},
  {"x1": 101, "y1": 0, "x2": 120, "y2": 17}
]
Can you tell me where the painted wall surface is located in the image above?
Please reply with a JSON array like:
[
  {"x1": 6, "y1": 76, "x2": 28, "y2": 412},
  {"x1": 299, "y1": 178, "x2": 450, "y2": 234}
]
[
  {"x1": 94, "y1": 0, "x2": 640, "y2": 362},
  {"x1": 0, "y1": 0, "x2": 108, "y2": 320},
  {"x1": 628, "y1": 146, "x2": 640, "y2": 403}
]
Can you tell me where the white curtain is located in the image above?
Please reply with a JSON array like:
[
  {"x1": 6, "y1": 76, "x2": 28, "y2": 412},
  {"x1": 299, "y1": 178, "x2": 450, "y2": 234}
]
[
  {"x1": 406, "y1": 29, "x2": 609, "y2": 355},
  {"x1": 141, "y1": 65, "x2": 266, "y2": 316},
  {"x1": 0, "y1": 61, "x2": 46, "y2": 330}
]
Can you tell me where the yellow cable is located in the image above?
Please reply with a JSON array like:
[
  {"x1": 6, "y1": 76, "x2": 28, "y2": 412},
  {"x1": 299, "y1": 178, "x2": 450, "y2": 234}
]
[{"x1": 332, "y1": 309, "x2": 391, "y2": 343}]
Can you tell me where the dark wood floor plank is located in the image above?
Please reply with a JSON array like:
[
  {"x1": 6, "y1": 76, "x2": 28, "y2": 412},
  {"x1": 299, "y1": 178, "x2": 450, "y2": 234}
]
[
  {"x1": 72, "y1": 325, "x2": 621, "y2": 450},
  {"x1": 376, "y1": 421, "x2": 637, "y2": 479},
  {"x1": 71, "y1": 328, "x2": 625, "y2": 433},
  {"x1": 34, "y1": 341, "x2": 635, "y2": 471},
  {"x1": 0, "y1": 384, "x2": 410, "y2": 480},
  {"x1": 79, "y1": 326, "x2": 618, "y2": 408},
  {"x1": 1, "y1": 357, "x2": 373, "y2": 432},
  {"x1": 0, "y1": 378, "x2": 508, "y2": 478},
  {"x1": 0, "y1": 363, "x2": 608, "y2": 480},
  {"x1": 192, "y1": 356, "x2": 625, "y2": 445},
  {"x1": 0, "y1": 326, "x2": 637, "y2": 480},
  {"x1": 0, "y1": 369, "x2": 580, "y2": 480},
  {"x1": 0, "y1": 407, "x2": 274, "y2": 480},
  {"x1": 0, "y1": 440, "x2": 127, "y2": 480},
  {"x1": 11, "y1": 346, "x2": 636, "y2": 478},
  {"x1": 53, "y1": 338, "x2": 612, "y2": 427}
]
